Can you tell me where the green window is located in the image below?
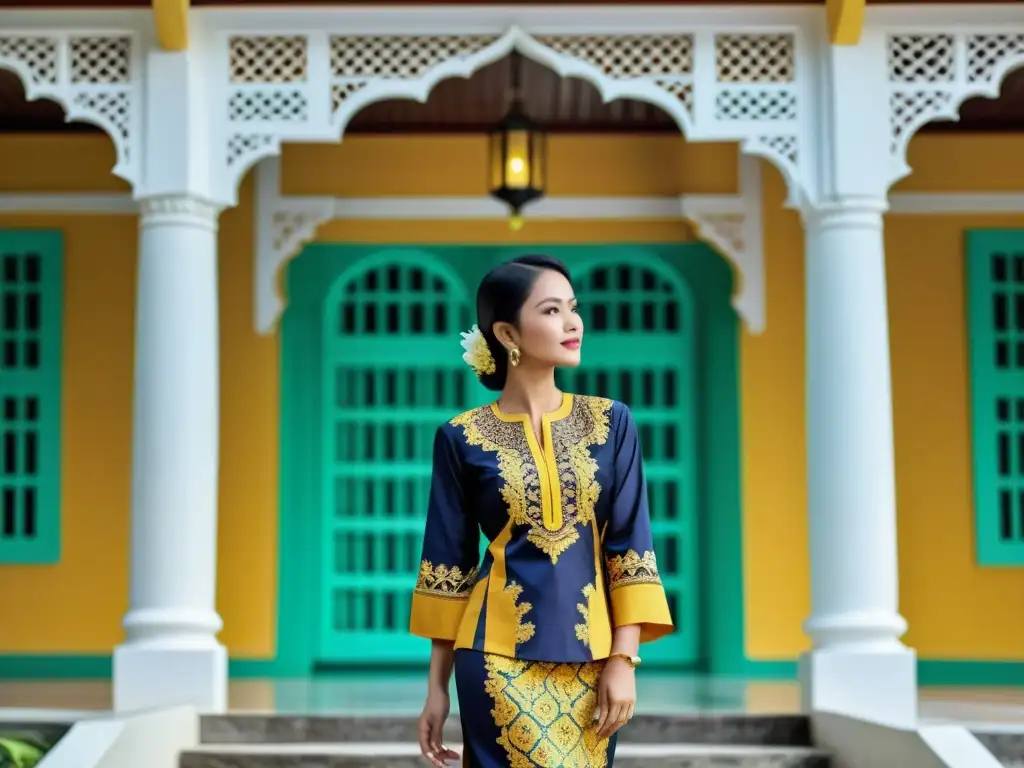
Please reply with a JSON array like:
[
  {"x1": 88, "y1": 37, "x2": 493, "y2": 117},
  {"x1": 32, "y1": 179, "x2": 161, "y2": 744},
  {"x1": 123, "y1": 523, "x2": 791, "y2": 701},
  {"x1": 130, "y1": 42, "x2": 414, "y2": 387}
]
[
  {"x1": 0, "y1": 231, "x2": 63, "y2": 564},
  {"x1": 966, "y1": 230, "x2": 1024, "y2": 566}
]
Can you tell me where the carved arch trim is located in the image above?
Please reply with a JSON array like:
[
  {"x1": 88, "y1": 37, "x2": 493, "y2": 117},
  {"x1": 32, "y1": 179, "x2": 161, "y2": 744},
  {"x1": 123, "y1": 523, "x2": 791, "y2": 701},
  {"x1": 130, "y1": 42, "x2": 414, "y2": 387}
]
[
  {"x1": 221, "y1": 21, "x2": 810, "y2": 204},
  {"x1": 253, "y1": 154, "x2": 766, "y2": 337},
  {"x1": 886, "y1": 28, "x2": 1024, "y2": 187},
  {"x1": 0, "y1": 30, "x2": 141, "y2": 186}
]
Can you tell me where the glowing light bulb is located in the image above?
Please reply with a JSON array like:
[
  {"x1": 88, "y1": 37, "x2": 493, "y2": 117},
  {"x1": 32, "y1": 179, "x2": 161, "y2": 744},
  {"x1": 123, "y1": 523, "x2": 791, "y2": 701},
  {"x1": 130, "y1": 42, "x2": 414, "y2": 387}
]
[
  {"x1": 506, "y1": 155, "x2": 528, "y2": 186},
  {"x1": 509, "y1": 214, "x2": 524, "y2": 231}
]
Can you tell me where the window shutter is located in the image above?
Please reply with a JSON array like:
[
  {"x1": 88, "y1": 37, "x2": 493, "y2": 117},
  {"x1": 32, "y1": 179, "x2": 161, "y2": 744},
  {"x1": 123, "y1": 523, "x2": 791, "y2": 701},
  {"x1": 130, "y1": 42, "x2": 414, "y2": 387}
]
[
  {"x1": 0, "y1": 231, "x2": 63, "y2": 564},
  {"x1": 966, "y1": 230, "x2": 1024, "y2": 566}
]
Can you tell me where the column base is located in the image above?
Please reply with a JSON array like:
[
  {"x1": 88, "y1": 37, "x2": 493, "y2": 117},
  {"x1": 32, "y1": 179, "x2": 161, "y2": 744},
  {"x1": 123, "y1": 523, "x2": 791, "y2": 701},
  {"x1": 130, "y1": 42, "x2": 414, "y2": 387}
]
[
  {"x1": 799, "y1": 646, "x2": 918, "y2": 728},
  {"x1": 113, "y1": 642, "x2": 228, "y2": 713}
]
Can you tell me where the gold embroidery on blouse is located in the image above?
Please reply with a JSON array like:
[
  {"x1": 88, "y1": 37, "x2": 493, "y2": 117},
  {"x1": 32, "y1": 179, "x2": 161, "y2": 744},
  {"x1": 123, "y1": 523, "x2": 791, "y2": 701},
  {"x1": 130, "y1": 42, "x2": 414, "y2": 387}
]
[
  {"x1": 451, "y1": 396, "x2": 612, "y2": 563},
  {"x1": 451, "y1": 405, "x2": 536, "y2": 546},
  {"x1": 606, "y1": 549, "x2": 661, "y2": 590},
  {"x1": 575, "y1": 583, "x2": 595, "y2": 647},
  {"x1": 505, "y1": 581, "x2": 536, "y2": 647},
  {"x1": 415, "y1": 560, "x2": 478, "y2": 600},
  {"x1": 550, "y1": 396, "x2": 612, "y2": 554},
  {"x1": 484, "y1": 654, "x2": 610, "y2": 768}
]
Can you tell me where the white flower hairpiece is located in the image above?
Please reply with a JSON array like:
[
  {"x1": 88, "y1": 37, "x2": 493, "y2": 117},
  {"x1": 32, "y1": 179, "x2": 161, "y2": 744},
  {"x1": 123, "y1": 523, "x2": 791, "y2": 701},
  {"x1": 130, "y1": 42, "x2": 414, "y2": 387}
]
[{"x1": 460, "y1": 324, "x2": 496, "y2": 378}]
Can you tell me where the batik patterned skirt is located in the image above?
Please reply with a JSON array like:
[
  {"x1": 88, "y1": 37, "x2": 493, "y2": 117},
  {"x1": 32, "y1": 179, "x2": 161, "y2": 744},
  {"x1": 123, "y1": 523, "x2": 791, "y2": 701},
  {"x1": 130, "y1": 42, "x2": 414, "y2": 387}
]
[{"x1": 454, "y1": 649, "x2": 618, "y2": 768}]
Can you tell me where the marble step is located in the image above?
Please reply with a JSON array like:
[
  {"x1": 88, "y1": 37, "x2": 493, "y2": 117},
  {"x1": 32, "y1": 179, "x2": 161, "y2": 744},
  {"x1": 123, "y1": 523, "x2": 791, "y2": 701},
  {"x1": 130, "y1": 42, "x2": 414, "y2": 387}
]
[
  {"x1": 200, "y1": 714, "x2": 811, "y2": 747},
  {"x1": 181, "y1": 743, "x2": 831, "y2": 768},
  {"x1": 973, "y1": 731, "x2": 1024, "y2": 767}
]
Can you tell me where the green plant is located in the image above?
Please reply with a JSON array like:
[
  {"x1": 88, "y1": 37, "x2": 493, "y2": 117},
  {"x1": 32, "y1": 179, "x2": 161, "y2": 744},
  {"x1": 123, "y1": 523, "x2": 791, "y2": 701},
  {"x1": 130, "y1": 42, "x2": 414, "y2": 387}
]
[{"x1": 0, "y1": 735, "x2": 48, "y2": 768}]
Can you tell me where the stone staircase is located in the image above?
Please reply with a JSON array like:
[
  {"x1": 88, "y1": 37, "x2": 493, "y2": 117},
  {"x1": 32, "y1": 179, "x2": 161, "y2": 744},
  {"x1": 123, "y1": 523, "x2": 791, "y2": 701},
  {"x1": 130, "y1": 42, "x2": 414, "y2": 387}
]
[{"x1": 180, "y1": 714, "x2": 833, "y2": 767}]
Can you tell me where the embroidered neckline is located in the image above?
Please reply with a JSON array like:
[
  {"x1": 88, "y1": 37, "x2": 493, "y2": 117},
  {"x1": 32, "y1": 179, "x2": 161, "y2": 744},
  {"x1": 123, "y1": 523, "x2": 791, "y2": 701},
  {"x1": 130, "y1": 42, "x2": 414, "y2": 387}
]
[{"x1": 450, "y1": 395, "x2": 612, "y2": 563}]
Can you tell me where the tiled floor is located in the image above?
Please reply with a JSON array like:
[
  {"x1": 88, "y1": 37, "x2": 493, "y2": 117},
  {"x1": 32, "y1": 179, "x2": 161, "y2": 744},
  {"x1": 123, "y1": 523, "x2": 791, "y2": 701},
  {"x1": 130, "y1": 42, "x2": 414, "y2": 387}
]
[{"x1": 3, "y1": 676, "x2": 1024, "y2": 730}]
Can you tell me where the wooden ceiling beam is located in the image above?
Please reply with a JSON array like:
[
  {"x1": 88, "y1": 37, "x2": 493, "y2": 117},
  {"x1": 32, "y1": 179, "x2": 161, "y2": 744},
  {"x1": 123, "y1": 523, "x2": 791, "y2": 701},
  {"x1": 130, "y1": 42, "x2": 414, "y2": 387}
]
[
  {"x1": 152, "y1": 0, "x2": 189, "y2": 51},
  {"x1": 827, "y1": 0, "x2": 866, "y2": 45}
]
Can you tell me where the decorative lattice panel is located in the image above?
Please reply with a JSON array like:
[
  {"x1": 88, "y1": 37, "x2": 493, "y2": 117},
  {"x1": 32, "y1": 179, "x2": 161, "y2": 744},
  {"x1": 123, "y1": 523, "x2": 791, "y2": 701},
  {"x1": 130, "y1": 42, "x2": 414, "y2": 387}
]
[
  {"x1": 556, "y1": 258, "x2": 698, "y2": 664},
  {"x1": 0, "y1": 33, "x2": 137, "y2": 184},
  {"x1": 537, "y1": 34, "x2": 696, "y2": 117},
  {"x1": 887, "y1": 31, "x2": 1024, "y2": 180},
  {"x1": 0, "y1": 232, "x2": 63, "y2": 565},
  {"x1": 316, "y1": 252, "x2": 490, "y2": 662},
  {"x1": 329, "y1": 34, "x2": 498, "y2": 113},
  {"x1": 966, "y1": 231, "x2": 1024, "y2": 567}
]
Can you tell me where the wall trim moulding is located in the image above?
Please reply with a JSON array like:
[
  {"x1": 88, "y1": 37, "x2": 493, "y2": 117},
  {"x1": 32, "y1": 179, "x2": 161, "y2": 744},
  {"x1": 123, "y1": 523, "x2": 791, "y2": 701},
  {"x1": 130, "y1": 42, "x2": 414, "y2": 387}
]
[
  {"x1": 3, "y1": 189, "x2": 1021, "y2": 217},
  {"x1": 4, "y1": 190, "x2": 1022, "y2": 217},
  {"x1": 0, "y1": 193, "x2": 138, "y2": 214}
]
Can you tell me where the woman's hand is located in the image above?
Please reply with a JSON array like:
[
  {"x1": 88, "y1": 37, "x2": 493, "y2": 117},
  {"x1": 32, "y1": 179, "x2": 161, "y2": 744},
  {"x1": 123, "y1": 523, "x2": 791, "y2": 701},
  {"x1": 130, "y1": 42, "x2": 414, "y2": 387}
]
[
  {"x1": 595, "y1": 656, "x2": 637, "y2": 739},
  {"x1": 417, "y1": 687, "x2": 460, "y2": 767}
]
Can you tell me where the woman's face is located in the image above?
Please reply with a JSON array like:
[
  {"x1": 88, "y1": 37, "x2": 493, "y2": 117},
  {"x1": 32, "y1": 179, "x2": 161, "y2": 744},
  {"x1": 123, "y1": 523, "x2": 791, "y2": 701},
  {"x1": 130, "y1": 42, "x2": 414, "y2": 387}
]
[{"x1": 513, "y1": 268, "x2": 584, "y2": 369}]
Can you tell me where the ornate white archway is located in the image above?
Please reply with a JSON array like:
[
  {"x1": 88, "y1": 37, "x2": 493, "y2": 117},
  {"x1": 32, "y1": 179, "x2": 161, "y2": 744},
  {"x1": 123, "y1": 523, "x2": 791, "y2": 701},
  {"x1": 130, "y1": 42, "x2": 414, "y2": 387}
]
[
  {"x1": 212, "y1": 7, "x2": 813, "y2": 206},
  {"x1": 252, "y1": 153, "x2": 765, "y2": 337},
  {"x1": 0, "y1": 25, "x2": 141, "y2": 186}
]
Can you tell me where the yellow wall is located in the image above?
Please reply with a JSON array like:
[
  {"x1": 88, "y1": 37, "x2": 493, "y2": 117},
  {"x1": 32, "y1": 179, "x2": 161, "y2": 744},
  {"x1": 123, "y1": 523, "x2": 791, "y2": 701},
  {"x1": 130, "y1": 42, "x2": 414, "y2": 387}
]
[
  {"x1": 888, "y1": 135, "x2": 1024, "y2": 660},
  {"x1": 1, "y1": 131, "x2": 1022, "y2": 662}
]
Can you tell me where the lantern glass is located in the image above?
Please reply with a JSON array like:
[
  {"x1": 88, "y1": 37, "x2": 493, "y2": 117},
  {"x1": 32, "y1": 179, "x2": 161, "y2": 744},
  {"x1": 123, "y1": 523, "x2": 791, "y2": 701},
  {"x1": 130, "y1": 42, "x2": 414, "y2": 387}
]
[
  {"x1": 503, "y1": 129, "x2": 531, "y2": 189},
  {"x1": 489, "y1": 130, "x2": 505, "y2": 191},
  {"x1": 489, "y1": 127, "x2": 538, "y2": 191},
  {"x1": 529, "y1": 130, "x2": 547, "y2": 191}
]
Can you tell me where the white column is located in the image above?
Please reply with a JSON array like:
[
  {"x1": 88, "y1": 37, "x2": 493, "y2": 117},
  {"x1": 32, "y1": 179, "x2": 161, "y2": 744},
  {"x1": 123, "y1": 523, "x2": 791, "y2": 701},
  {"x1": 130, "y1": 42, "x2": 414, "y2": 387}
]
[
  {"x1": 797, "y1": 29, "x2": 917, "y2": 728},
  {"x1": 798, "y1": 200, "x2": 917, "y2": 727},
  {"x1": 112, "y1": 194, "x2": 227, "y2": 713}
]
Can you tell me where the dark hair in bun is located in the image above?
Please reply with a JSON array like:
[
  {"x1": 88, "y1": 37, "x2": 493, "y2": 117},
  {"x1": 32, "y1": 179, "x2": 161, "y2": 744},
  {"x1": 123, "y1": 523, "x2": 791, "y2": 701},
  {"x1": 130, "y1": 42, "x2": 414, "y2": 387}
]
[{"x1": 475, "y1": 254, "x2": 573, "y2": 391}]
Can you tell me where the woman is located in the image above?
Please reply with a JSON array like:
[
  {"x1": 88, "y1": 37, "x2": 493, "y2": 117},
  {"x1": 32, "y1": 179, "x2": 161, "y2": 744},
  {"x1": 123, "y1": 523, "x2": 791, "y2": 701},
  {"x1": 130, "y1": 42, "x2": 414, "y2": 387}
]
[{"x1": 409, "y1": 254, "x2": 674, "y2": 767}]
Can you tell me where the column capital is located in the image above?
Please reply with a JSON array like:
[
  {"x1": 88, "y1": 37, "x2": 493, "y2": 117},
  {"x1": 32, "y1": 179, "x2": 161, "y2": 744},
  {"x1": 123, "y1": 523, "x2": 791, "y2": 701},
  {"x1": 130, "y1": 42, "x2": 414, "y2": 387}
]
[
  {"x1": 138, "y1": 193, "x2": 222, "y2": 231},
  {"x1": 803, "y1": 197, "x2": 887, "y2": 232}
]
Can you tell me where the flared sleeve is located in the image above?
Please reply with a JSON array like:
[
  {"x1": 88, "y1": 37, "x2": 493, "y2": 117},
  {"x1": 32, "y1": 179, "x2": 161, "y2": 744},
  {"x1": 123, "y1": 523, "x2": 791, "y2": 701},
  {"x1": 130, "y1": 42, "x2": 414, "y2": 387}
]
[
  {"x1": 409, "y1": 424, "x2": 481, "y2": 641},
  {"x1": 603, "y1": 403, "x2": 675, "y2": 643}
]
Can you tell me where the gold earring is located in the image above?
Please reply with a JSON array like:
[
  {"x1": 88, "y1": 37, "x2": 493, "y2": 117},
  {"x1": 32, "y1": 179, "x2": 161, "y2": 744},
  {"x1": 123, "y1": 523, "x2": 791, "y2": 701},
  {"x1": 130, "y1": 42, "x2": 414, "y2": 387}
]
[{"x1": 508, "y1": 347, "x2": 521, "y2": 368}]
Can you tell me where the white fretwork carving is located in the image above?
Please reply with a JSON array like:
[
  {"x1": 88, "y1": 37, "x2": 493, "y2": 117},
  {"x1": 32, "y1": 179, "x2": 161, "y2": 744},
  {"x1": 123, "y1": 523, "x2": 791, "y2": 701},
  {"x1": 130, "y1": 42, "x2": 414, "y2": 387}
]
[
  {"x1": 220, "y1": 24, "x2": 806, "y2": 204},
  {"x1": 254, "y1": 157, "x2": 335, "y2": 334},
  {"x1": 682, "y1": 157, "x2": 765, "y2": 334},
  {"x1": 886, "y1": 29, "x2": 1024, "y2": 185},
  {"x1": 0, "y1": 32, "x2": 139, "y2": 185},
  {"x1": 252, "y1": 155, "x2": 766, "y2": 336}
]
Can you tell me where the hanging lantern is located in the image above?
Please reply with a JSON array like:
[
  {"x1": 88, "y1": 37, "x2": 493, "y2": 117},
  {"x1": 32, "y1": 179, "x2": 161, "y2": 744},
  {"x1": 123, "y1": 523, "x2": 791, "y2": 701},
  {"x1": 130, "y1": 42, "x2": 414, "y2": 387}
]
[{"x1": 488, "y1": 51, "x2": 547, "y2": 231}]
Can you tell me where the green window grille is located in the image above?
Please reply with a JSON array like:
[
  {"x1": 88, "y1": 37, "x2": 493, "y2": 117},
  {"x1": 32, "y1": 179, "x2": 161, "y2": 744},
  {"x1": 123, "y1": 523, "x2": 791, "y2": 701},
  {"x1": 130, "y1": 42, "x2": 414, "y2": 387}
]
[
  {"x1": 556, "y1": 257, "x2": 697, "y2": 665},
  {"x1": 318, "y1": 252, "x2": 490, "y2": 662},
  {"x1": 0, "y1": 231, "x2": 63, "y2": 564},
  {"x1": 966, "y1": 230, "x2": 1024, "y2": 566}
]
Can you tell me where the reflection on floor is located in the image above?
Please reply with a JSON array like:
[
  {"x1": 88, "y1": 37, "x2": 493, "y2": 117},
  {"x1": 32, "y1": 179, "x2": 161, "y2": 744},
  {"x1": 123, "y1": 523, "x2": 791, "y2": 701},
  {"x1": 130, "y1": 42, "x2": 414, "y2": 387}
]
[{"x1": 3, "y1": 676, "x2": 1024, "y2": 730}]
